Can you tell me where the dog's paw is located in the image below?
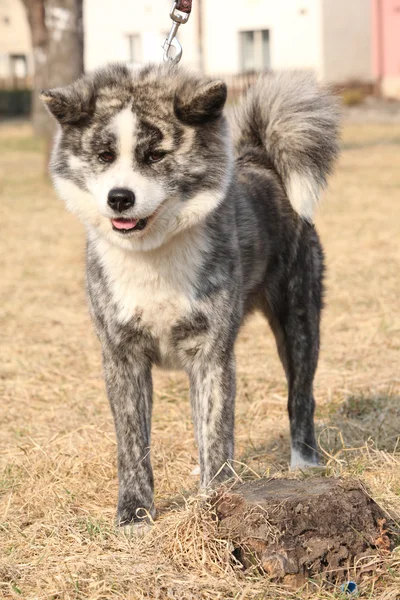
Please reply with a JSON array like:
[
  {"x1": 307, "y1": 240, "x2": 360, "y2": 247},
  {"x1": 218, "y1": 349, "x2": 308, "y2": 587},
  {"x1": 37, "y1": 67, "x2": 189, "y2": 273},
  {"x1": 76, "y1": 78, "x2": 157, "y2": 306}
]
[
  {"x1": 119, "y1": 521, "x2": 153, "y2": 538},
  {"x1": 290, "y1": 448, "x2": 321, "y2": 471}
]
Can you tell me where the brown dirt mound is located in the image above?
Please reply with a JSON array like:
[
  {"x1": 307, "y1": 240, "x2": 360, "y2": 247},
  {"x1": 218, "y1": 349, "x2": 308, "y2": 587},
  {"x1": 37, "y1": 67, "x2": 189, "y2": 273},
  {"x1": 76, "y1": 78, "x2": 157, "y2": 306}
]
[{"x1": 216, "y1": 477, "x2": 392, "y2": 584}]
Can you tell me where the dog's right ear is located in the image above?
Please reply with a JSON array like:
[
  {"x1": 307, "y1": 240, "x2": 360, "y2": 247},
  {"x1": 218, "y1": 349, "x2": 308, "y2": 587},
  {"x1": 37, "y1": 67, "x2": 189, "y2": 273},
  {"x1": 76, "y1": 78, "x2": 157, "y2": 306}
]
[
  {"x1": 40, "y1": 81, "x2": 94, "y2": 125},
  {"x1": 174, "y1": 79, "x2": 227, "y2": 125}
]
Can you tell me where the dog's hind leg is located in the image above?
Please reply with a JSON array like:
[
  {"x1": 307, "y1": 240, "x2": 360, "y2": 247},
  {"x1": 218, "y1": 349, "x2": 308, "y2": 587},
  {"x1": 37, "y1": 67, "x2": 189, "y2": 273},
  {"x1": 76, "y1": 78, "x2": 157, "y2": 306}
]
[{"x1": 262, "y1": 227, "x2": 324, "y2": 468}]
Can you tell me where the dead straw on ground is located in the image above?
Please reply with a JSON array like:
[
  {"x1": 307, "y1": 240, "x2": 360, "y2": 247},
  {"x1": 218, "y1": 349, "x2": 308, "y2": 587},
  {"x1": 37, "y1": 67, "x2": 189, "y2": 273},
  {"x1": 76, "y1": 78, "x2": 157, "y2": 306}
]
[{"x1": 0, "y1": 121, "x2": 399, "y2": 599}]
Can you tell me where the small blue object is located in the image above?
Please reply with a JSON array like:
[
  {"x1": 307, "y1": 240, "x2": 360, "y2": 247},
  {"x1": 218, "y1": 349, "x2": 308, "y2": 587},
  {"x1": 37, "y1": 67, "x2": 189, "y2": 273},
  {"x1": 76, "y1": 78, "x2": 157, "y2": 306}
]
[{"x1": 341, "y1": 581, "x2": 358, "y2": 595}]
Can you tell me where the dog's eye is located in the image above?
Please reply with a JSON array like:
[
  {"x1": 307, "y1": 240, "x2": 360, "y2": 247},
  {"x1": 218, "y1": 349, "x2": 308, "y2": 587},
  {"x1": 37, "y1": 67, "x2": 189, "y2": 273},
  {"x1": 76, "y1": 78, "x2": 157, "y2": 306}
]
[
  {"x1": 98, "y1": 151, "x2": 116, "y2": 164},
  {"x1": 148, "y1": 151, "x2": 166, "y2": 164}
]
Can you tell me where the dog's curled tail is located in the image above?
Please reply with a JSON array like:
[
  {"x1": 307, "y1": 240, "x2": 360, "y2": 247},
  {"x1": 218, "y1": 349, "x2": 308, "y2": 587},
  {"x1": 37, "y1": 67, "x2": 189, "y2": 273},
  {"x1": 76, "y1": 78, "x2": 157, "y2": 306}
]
[{"x1": 235, "y1": 71, "x2": 340, "y2": 221}]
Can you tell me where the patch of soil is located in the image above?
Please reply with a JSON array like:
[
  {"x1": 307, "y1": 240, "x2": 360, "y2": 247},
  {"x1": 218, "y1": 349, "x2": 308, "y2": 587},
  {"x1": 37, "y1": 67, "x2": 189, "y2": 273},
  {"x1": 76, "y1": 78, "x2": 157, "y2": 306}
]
[{"x1": 216, "y1": 477, "x2": 392, "y2": 583}]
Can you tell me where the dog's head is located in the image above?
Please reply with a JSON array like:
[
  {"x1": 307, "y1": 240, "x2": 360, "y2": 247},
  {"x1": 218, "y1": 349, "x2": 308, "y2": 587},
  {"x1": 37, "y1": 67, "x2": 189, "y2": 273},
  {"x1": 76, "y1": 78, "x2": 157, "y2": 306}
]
[{"x1": 41, "y1": 64, "x2": 231, "y2": 251}]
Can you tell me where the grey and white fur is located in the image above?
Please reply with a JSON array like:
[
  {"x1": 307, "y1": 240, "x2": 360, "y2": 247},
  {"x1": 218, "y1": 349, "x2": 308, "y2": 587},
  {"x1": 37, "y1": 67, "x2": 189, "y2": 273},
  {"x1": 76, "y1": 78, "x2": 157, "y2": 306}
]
[{"x1": 41, "y1": 64, "x2": 339, "y2": 526}]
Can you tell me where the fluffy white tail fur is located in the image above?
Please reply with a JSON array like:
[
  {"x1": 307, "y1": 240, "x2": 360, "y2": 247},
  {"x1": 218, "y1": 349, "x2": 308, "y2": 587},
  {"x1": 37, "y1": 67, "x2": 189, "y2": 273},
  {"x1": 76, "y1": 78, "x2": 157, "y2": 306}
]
[{"x1": 235, "y1": 71, "x2": 340, "y2": 220}]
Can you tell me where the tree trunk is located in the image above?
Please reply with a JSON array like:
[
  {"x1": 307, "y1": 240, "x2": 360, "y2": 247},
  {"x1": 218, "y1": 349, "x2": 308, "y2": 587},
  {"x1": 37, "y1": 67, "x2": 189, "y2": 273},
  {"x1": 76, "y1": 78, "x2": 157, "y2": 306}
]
[
  {"x1": 216, "y1": 477, "x2": 392, "y2": 586},
  {"x1": 22, "y1": 0, "x2": 84, "y2": 138}
]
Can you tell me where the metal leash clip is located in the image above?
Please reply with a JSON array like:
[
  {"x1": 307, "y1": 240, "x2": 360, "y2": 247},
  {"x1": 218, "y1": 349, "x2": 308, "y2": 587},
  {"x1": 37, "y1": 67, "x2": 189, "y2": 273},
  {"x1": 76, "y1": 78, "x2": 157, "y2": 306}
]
[{"x1": 163, "y1": 1, "x2": 191, "y2": 64}]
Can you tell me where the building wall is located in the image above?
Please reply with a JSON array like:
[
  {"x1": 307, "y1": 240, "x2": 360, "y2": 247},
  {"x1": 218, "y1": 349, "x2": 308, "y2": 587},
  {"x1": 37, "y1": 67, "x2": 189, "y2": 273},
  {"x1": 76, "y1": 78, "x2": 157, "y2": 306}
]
[
  {"x1": 0, "y1": 0, "x2": 32, "y2": 79},
  {"x1": 202, "y1": 0, "x2": 323, "y2": 77},
  {"x1": 84, "y1": 0, "x2": 375, "y2": 84},
  {"x1": 84, "y1": 0, "x2": 323, "y2": 76},
  {"x1": 84, "y1": 0, "x2": 200, "y2": 72},
  {"x1": 321, "y1": 0, "x2": 372, "y2": 84},
  {"x1": 372, "y1": 0, "x2": 400, "y2": 97}
]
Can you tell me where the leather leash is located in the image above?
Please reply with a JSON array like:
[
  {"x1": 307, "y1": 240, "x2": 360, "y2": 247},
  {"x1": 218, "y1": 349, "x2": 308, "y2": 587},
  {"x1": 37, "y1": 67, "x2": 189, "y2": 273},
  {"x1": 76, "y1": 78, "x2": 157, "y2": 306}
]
[{"x1": 176, "y1": 0, "x2": 192, "y2": 13}]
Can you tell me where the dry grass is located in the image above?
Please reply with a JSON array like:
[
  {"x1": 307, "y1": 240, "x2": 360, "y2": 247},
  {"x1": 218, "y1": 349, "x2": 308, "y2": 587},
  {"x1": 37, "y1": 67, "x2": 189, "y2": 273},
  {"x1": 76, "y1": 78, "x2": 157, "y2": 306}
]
[{"x1": 0, "y1": 119, "x2": 399, "y2": 599}]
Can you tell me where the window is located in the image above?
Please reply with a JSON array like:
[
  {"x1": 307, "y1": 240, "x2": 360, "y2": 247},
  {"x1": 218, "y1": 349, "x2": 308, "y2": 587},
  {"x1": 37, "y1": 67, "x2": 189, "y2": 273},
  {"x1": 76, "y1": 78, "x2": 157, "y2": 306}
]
[
  {"x1": 127, "y1": 34, "x2": 141, "y2": 64},
  {"x1": 239, "y1": 29, "x2": 270, "y2": 72},
  {"x1": 10, "y1": 55, "x2": 27, "y2": 78}
]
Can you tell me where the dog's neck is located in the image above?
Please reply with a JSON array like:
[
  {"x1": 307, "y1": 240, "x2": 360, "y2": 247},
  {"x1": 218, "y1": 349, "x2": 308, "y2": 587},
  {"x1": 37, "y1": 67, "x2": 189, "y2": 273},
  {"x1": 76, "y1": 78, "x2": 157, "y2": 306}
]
[
  {"x1": 89, "y1": 221, "x2": 209, "y2": 282},
  {"x1": 87, "y1": 223, "x2": 210, "y2": 328}
]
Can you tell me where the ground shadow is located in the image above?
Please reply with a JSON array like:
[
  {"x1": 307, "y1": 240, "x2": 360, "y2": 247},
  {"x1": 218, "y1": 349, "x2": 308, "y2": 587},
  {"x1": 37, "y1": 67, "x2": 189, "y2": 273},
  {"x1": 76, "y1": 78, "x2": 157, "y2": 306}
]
[{"x1": 238, "y1": 392, "x2": 400, "y2": 474}]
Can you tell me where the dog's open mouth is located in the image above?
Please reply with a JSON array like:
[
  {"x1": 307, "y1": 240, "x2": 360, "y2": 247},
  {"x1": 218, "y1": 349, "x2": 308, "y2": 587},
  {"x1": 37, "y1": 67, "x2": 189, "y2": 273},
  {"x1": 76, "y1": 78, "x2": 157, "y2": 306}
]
[{"x1": 111, "y1": 218, "x2": 148, "y2": 234}]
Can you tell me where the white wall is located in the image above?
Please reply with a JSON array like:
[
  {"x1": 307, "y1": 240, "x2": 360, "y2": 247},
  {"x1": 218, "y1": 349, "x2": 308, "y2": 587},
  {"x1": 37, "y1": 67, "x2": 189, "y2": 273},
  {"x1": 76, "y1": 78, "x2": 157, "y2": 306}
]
[
  {"x1": 84, "y1": 0, "x2": 373, "y2": 84},
  {"x1": 84, "y1": 0, "x2": 200, "y2": 72},
  {"x1": 0, "y1": 0, "x2": 32, "y2": 78},
  {"x1": 202, "y1": 0, "x2": 323, "y2": 77},
  {"x1": 321, "y1": 0, "x2": 372, "y2": 83}
]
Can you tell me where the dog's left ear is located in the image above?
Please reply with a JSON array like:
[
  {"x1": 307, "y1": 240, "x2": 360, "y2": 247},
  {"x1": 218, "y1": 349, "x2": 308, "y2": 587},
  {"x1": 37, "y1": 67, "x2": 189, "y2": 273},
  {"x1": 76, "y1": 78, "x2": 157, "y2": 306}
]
[
  {"x1": 174, "y1": 80, "x2": 227, "y2": 125},
  {"x1": 40, "y1": 81, "x2": 94, "y2": 125}
]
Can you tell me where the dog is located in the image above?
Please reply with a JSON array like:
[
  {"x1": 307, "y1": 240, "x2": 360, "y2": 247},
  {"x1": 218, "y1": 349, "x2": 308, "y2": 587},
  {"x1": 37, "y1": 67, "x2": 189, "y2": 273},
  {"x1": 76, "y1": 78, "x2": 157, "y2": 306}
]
[{"x1": 41, "y1": 63, "x2": 339, "y2": 527}]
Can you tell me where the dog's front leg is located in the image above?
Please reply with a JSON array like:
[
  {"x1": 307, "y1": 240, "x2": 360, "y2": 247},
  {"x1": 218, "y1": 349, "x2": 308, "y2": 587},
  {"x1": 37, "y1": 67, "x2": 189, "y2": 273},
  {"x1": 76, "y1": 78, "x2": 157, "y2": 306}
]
[
  {"x1": 189, "y1": 353, "x2": 236, "y2": 489},
  {"x1": 102, "y1": 346, "x2": 154, "y2": 526}
]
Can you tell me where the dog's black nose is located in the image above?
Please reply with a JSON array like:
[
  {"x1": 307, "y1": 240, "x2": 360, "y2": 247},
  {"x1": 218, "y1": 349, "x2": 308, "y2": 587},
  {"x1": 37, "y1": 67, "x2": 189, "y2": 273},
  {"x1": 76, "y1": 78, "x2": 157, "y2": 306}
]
[{"x1": 107, "y1": 188, "x2": 135, "y2": 213}]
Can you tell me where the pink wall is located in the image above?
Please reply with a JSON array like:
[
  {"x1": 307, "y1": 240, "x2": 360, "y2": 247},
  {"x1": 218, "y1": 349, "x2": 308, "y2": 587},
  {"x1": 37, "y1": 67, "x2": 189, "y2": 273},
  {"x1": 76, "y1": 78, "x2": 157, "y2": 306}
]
[{"x1": 373, "y1": 0, "x2": 400, "y2": 77}]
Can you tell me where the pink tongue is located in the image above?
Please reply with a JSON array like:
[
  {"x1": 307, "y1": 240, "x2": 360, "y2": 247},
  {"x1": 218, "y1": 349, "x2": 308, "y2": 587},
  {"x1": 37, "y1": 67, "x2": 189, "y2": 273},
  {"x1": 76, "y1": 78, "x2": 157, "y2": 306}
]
[{"x1": 111, "y1": 218, "x2": 138, "y2": 230}]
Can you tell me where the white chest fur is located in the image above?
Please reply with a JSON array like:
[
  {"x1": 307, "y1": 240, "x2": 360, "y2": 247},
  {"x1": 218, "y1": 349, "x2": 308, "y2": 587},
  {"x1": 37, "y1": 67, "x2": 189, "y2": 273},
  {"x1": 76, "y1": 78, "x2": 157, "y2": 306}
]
[{"x1": 92, "y1": 230, "x2": 207, "y2": 365}]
